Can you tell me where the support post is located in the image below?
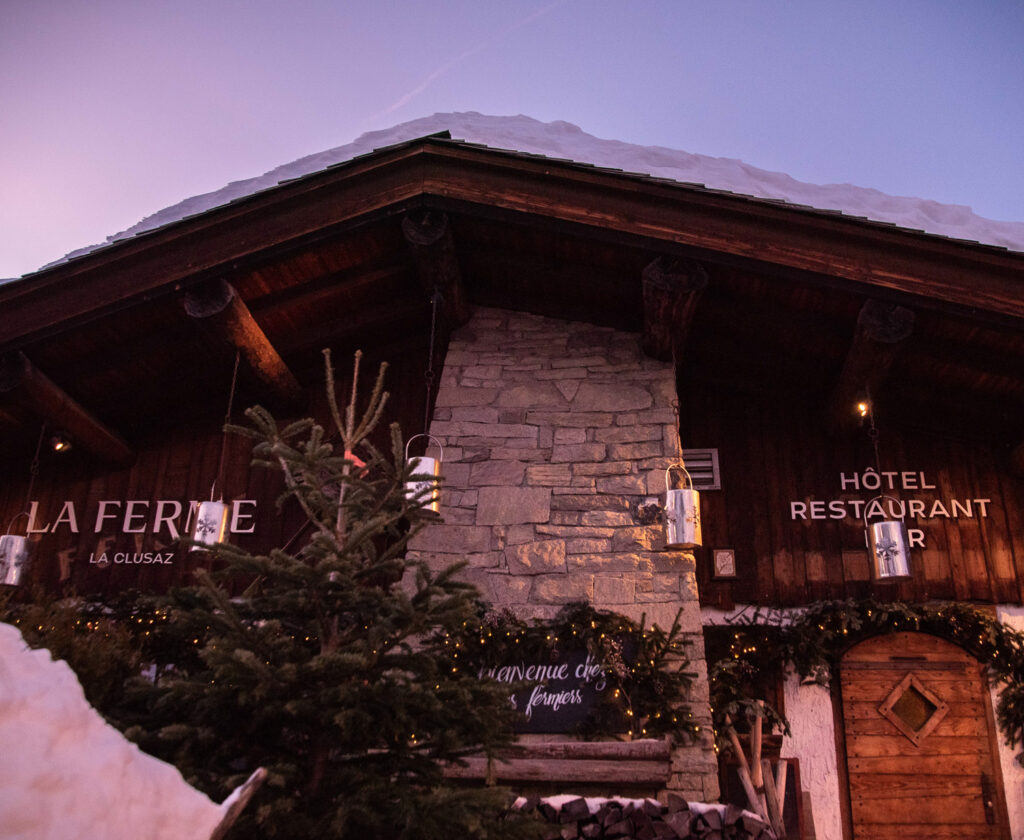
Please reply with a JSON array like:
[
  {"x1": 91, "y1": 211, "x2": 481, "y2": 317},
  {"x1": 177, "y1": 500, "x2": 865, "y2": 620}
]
[
  {"x1": 828, "y1": 299, "x2": 914, "y2": 434},
  {"x1": 641, "y1": 257, "x2": 708, "y2": 362},
  {"x1": 402, "y1": 209, "x2": 471, "y2": 327}
]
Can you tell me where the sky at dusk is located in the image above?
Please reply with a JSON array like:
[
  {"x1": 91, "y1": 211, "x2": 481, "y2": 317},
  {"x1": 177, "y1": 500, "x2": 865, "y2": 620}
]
[{"x1": 2, "y1": 0, "x2": 1022, "y2": 280}]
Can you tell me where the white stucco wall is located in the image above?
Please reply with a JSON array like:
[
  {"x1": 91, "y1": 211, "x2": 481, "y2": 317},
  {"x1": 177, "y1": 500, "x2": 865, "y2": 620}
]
[
  {"x1": 779, "y1": 674, "x2": 842, "y2": 840},
  {"x1": 995, "y1": 606, "x2": 1024, "y2": 838}
]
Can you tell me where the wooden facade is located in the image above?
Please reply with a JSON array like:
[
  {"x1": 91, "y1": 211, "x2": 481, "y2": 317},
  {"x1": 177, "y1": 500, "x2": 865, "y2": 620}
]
[
  {"x1": 0, "y1": 348, "x2": 434, "y2": 596},
  {"x1": 690, "y1": 381, "x2": 1024, "y2": 609},
  {"x1": 2, "y1": 131, "x2": 1024, "y2": 837}
]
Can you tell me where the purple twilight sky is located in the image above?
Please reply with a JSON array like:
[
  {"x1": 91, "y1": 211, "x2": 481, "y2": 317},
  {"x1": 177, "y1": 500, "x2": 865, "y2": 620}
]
[{"x1": 1, "y1": 0, "x2": 1022, "y2": 280}]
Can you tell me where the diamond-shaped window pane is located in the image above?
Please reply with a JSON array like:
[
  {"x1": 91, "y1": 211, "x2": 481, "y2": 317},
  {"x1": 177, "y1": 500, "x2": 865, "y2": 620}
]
[
  {"x1": 879, "y1": 673, "x2": 948, "y2": 746},
  {"x1": 890, "y1": 684, "x2": 937, "y2": 733}
]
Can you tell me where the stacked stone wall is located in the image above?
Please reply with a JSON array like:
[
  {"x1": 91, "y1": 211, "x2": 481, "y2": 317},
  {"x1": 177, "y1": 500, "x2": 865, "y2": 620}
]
[{"x1": 407, "y1": 307, "x2": 718, "y2": 802}]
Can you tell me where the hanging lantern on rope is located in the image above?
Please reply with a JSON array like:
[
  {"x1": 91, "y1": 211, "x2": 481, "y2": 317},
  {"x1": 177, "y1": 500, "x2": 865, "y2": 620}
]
[
  {"x1": 1, "y1": 426, "x2": 47, "y2": 586},
  {"x1": 191, "y1": 351, "x2": 240, "y2": 551},
  {"x1": 664, "y1": 463, "x2": 702, "y2": 549},
  {"x1": 400, "y1": 286, "x2": 445, "y2": 517},
  {"x1": 404, "y1": 434, "x2": 443, "y2": 515},
  {"x1": 0, "y1": 534, "x2": 30, "y2": 587},
  {"x1": 858, "y1": 391, "x2": 913, "y2": 580},
  {"x1": 191, "y1": 500, "x2": 229, "y2": 551},
  {"x1": 864, "y1": 495, "x2": 911, "y2": 581}
]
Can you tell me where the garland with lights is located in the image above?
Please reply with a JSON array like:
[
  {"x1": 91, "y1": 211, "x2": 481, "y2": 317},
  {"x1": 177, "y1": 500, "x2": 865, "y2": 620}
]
[
  {"x1": 709, "y1": 598, "x2": 1024, "y2": 755},
  {"x1": 441, "y1": 602, "x2": 702, "y2": 743}
]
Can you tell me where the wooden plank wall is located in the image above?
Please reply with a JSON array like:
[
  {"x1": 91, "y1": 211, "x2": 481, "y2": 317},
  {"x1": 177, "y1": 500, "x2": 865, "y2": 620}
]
[
  {"x1": 0, "y1": 348, "x2": 431, "y2": 597},
  {"x1": 687, "y1": 380, "x2": 1024, "y2": 608},
  {"x1": 5, "y1": 348, "x2": 1021, "y2": 608}
]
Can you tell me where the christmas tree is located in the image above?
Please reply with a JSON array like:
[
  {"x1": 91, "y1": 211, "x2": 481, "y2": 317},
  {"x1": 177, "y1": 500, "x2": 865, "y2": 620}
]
[{"x1": 111, "y1": 350, "x2": 530, "y2": 839}]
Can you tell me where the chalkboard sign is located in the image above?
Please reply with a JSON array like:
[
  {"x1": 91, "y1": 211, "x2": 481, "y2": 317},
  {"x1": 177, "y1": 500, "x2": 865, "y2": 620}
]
[{"x1": 478, "y1": 648, "x2": 621, "y2": 733}]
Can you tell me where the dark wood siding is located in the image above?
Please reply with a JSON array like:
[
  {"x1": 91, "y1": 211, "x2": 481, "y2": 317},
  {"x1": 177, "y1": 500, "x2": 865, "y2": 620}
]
[
  {"x1": 688, "y1": 380, "x2": 1024, "y2": 608},
  {"x1": 0, "y1": 348, "x2": 431, "y2": 596}
]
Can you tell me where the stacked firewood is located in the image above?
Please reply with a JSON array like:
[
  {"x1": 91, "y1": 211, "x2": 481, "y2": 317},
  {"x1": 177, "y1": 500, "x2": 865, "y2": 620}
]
[{"x1": 519, "y1": 794, "x2": 777, "y2": 839}]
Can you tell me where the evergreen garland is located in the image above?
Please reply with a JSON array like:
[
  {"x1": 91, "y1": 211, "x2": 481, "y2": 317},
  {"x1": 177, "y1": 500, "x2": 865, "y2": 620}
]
[
  {"x1": 709, "y1": 598, "x2": 1024, "y2": 755},
  {"x1": 444, "y1": 602, "x2": 702, "y2": 743}
]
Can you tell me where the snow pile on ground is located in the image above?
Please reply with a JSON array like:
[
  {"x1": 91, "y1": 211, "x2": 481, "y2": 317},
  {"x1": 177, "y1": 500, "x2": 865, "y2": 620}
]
[
  {"x1": 0, "y1": 622, "x2": 225, "y2": 840},
  {"x1": 50, "y1": 112, "x2": 1024, "y2": 268}
]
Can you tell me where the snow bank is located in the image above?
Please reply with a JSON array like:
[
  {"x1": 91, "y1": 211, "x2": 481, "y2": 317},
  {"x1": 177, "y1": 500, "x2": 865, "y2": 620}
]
[
  {"x1": 48, "y1": 112, "x2": 1024, "y2": 270},
  {"x1": 0, "y1": 622, "x2": 224, "y2": 840}
]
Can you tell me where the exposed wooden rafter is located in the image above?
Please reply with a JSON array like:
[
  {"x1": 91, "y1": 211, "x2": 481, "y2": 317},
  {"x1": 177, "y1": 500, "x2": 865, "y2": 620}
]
[
  {"x1": 641, "y1": 257, "x2": 708, "y2": 361},
  {"x1": 402, "y1": 209, "x2": 471, "y2": 327},
  {"x1": 184, "y1": 279, "x2": 304, "y2": 409},
  {"x1": 0, "y1": 352, "x2": 134, "y2": 465},
  {"x1": 828, "y1": 299, "x2": 915, "y2": 433}
]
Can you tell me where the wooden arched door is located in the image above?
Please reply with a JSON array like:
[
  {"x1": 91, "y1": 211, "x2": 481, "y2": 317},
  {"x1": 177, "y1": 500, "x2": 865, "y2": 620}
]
[{"x1": 839, "y1": 632, "x2": 1009, "y2": 839}]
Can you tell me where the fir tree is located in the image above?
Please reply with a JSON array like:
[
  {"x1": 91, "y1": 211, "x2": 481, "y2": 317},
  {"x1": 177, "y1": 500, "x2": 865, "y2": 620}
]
[{"x1": 116, "y1": 351, "x2": 530, "y2": 839}]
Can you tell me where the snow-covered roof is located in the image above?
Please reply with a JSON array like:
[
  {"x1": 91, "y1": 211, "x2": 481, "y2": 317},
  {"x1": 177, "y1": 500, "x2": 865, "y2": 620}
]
[{"x1": 45, "y1": 112, "x2": 1024, "y2": 269}]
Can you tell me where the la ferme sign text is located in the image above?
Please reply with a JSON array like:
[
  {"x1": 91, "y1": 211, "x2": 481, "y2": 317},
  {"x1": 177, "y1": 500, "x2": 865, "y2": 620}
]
[{"x1": 23, "y1": 499, "x2": 258, "y2": 539}]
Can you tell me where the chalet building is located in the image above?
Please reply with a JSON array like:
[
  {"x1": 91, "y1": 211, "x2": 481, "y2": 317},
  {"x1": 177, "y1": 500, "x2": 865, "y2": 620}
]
[{"x1": 1, "y1": 126, "x2": 1023, "y2": 840}]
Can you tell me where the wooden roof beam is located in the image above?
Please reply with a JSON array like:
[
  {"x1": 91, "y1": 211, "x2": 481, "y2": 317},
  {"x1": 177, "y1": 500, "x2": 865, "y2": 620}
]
[
  {"x1": 0, "y1": 352, "x2": 134, "y2": 465},
  {"x1": 5, "y1": 143, "x2": 1024, "y2": 351},
  {"x1": 828, "y1": 299, "x2": 915, "y2": 433},
  {"x1": 402, "y1": 210, "x2": 471, "y2": 327},
  {"x1": 184, "y1": 279, "x2": 305, "y2": 409},
  {"x1": 641, "y1": 257, "x2": 708, "y2": 361}
]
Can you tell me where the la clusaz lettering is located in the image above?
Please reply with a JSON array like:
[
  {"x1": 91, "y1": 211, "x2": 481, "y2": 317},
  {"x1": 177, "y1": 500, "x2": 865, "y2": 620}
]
[
  {"x1": 23, "y1": 499, "x2": 257, "y2": 566},
  {"x1": 789, "y1": 469, "x2": 990, "y2": 548}
]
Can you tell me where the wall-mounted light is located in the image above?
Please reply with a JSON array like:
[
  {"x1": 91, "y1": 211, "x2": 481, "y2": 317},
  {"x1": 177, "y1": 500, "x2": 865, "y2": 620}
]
[{"x1": 50, "y1": 431, "x2": 72, "y2": 453}]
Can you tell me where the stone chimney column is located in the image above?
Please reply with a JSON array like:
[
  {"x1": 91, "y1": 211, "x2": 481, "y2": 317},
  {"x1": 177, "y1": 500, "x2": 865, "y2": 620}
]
[{"x1": 407, "y1": 307, "x2": 718, "y2": 802}]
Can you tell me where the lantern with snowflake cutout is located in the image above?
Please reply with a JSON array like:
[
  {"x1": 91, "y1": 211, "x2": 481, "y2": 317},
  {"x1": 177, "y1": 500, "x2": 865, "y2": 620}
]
[{"x1": 864, "y1": 495, "x2": 911, "y2": 580}]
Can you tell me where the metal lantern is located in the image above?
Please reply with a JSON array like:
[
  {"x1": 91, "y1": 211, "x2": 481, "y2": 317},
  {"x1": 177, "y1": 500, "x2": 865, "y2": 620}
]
[
  {"x1": 190, "y1": 351, "x2": 239, "y2": 553},
  {"x1": 404, "y1": 434, "x2": 443, "y2": 515},
  {"x1": 664, "y1": 464, "x2": 702, "y2": 549},
  {"x1": 191, "y1": 500, "x2": 229, "y2": 551},
  {"x1": 0, "y1": 534, "x2": 30, "y2": 586},
  {"x1": 864, "y1": 495, "x2": 912, "y2": 580}
]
